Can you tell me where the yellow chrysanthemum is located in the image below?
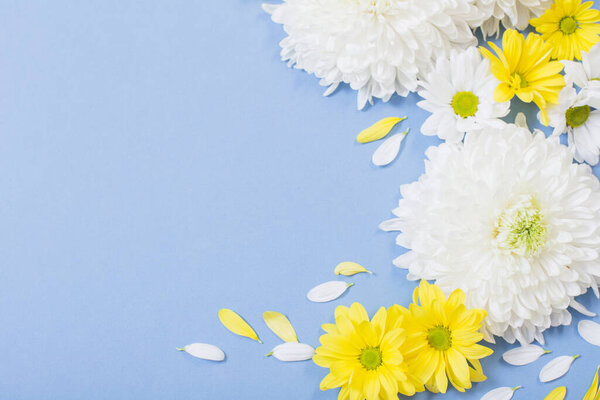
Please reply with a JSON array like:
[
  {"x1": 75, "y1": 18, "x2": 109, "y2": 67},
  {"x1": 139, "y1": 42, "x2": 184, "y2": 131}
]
[
  {"x1": 480, "y1": 29, "x2": 565, "y2": 125},
  {"x1": 531, "y1": 0, "x2": 600, "y2": 61},
  {"x1": 394, "y1": 280, "x2": 493, "y2": 394},
  {"x1": 584, "y1": 367, "x2": 600, "y2": 400},
  {"x1": 313, "y1": 303, "x2": 423, "y2": 400}
]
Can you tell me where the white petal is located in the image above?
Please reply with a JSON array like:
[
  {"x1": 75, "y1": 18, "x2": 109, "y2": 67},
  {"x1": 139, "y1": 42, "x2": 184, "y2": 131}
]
[
  {"x1": 578, "y1": 320, "x2": 600, "y2": 346},
  {"x1": 268, "y1": 342, "x2": 315, "y2": 362},
  {"x1": 307, "y1": 281, "x2": 353, "y2": 303},
  {"x1": 178, "y1": 343, "x2": 225, "y2": 361},
  {"x1": 502, "y1": 345, "x2": 550, "y2": 366},
  {"x1": 322, "y1": 82, "x2": 339, "y2": 97},
  {"x1": 539, "y1": 355, "x2": 579, "y2": 382},
  {"x1": 570, "y1": 299, "x2": 597, "y2": 317},
  {"x1": 261, "y1": 3, "x2": 277, "y2": 14},
  {"x1": 371, "y1": 130, "x2": 408, "y2": 166},
  {"x1": 481, "y1": 386, "x2": 521, "y2": 400},
  {"x1": 515, "y1": 112, "x2": 529, "y2": 129}
]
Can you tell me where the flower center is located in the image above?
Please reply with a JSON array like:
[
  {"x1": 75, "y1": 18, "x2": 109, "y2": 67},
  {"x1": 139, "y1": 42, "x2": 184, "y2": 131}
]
[
  {"x1": 494, "y1": 195, "x2": 547, "y2": 256},
  {"x1": 510, "y1": 72, "x2": 528, "y2": 89},
  {"x1": 451, "y1": 91, "x2": 479, "y2": 118},
  {"x1": 559, "y1": 16, "x2": 579, "y2": 34},
  {"x1": 359, "y1": 346, "x2": 383, "y2": 371},
  {"x1": 566, "y1": 105, "x2": 591, "y2": 128},
  {"x1": 427, "y1": 326, "x2": 452, "y2": 351}
]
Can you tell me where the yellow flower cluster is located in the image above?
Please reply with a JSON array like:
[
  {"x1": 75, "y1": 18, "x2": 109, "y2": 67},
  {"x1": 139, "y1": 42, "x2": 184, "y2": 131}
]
[{"x1": 313, "y1": 281, "x2": 493, "y2": 400}]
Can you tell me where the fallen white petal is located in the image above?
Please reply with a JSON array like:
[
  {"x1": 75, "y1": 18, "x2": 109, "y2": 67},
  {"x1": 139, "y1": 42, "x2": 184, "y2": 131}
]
[
  {"x1": 502, "y1": 345, "x2": 551, "y2": 366},
  {"x1": 178, "y1": 343, "x2": 225, "y2": 361},
  {"x1": 371, "y1": 130, "x2": 408, "y2": 167},
  {"x1": 539, "y1": 355, "x2": 579, "y2": 382},
  {"x1": 261, "y1": 3, "x2": 277, "y2": 14},
  {"x1": 307, "y1": 281, "x2": 353, "y2": 303},
  {"x1": 570, "y1": 299, "x2": 597, "y2": 317},
  {"x1": 481, "y1": 386, "x2": 521, "y2": 400},
  {"x1": 515, "y1": 112, "x2": 529, "y2": 129},
  {"x1": 267, "y1": 342, "x2": 315, "y2": 362},
  {"x1": 578, "y1": 320, "x2": 600, "y2": 346}
]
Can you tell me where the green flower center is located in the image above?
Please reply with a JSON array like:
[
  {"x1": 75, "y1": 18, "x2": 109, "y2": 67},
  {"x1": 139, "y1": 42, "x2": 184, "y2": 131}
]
[
  {"x1": 559, "y1": 16, "x2": 579, "y2": 34},
  {"x1": 359, "y1": 346, "x2": 383, "y2": 371},
  {"x1": 451, "y1": 91, "x2": 479, "y2": 118},
  {"x1": 566, "y1": 105, "x2": 591, "y2": 128},
  {"x1": 427, "y1": 326, "x2": 452, "y2": 351},
  {"x1": 511, "y1": 72, "x2": 529, "y2": 89},
  {"x1": 495, "y1": 195, "x2": 547, "y2": 256}
]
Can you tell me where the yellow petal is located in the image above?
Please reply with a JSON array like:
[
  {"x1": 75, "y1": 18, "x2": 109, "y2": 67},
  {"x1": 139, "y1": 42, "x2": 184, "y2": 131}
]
[
  {"x1": 334, "y1": 261, "x2": 372, "y2": 276},
  {"x1": 263, "y1": 311, "x2": 298, "y2": 342},
  {"x1": 356, "y1": 117, "x2": 406, "y2": 143},
  {"x1": 544, "y1": 386, "x2": 566, "y2": 400},
  {"x1": 583, "y1": 367, "x2": 599, "y2": 400},
  {"x1": 468, "y1": 359, "x2": 487, "y2": 383},
  {"x1": 494, "y1": 83, "x2": 514, "y2": 102},
  {"x1": 218, "y1": 308, "x2": 262, "y2": 343}
]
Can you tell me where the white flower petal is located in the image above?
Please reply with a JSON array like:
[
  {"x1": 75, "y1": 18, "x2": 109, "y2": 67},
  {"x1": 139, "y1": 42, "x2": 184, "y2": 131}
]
[
  {"x1": 502, "y1": 345, "x2": 550, "y2": 366},
  {"x1": 481, "y1": 386, "x2": 521, "y2": 400},
  {"x1": 178, "y1": 343, "x2": 225, "y2": 361},
  {"x1": 578, "y1": 320, "x2": 600, "y2": 346},
  {"x1": 307, "y1": 281, "x2": 353, "y2": 303},
  {"x1": 515, "y1": 112, "x2": 528, "y2": 129},
  {"x1": 539, "y1": 355, "x2": 579, "y2": 382},
  {"x1": 372, "y1": 131, "x2": 408, "y2": 166},
  {"x1": 268, "y1": 342, "x2": 315, "y2": 362},
  {"x1": 570, "y1": 299, "x2": 597, "y2": 317}
]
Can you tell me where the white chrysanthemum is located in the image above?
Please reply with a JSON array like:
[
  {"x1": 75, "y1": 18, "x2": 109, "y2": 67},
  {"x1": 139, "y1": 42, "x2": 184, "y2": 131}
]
[
  {"x1": 563, "y1": 43, "x2": 600, "y2": 95},
  {"x1": 380, "y1": 125, "x2": 600, "y2": 345},
  {"x1": 474, "y1": 0, "x2": 552, "y2": 37},
  {"x1": 417, "y1": 47, "x2": 510, "y2": 143},
  {"x1": 546, "y1": 85, "x2": 600, "y2": 165},
  {"x1": 263, "y1": 0, "x2": 485, "y2": 109}
]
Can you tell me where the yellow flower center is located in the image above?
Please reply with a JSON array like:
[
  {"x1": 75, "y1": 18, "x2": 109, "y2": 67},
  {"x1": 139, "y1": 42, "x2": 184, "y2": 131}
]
[
  {"x1": 494, "y1": 195, "x2": 547, "y2": 256},
  {"x1": 559, "y1": 16, "x2": 579, "y2": 35},
  {"x1": 451, "y1": 91, "x2": 479, "y2": 118},
  {"x1": 566, "y1": 105, "x2": 591, "y2": 128},
  {"x1": 427, "y1": 326, "x2": 452, "y2": 351},
  {"x1": 510, "y1": 72, "x2": 529, "y2": 89},
  {"x1": 359, "y1": 346, "x2": 383, "y2": 370}
]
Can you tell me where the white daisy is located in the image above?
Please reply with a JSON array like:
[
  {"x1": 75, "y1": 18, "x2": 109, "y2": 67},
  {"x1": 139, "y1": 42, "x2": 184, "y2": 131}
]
[
  {"x1": 417, "y1": 47, "x2": 510, "y2": 143},
  {"x1": 563, "y1": 42, "x2": 600, "y2": 95},
  {"x1": 474, "y1": 0, "x2": 552, "y2": 37},
  {"x1": 380, "y1": 124, "x2": 600, "y2": 345},
  {"x1": 546, "y1": 85, "x2": 600, "y2": 165},
  {"x1": 263, "y1": 0, "x2": 484, "y2": 110}
]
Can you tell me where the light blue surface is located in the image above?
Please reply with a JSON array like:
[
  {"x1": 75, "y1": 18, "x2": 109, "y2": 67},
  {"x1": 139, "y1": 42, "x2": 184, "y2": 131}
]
[{"x1": 1, "y1": 1, "x2": 599, "y2": 399}]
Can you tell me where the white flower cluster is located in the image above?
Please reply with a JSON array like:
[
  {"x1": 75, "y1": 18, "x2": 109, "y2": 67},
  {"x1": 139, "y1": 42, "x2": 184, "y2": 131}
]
[{"x1": 263, "y1": 0, "x2": 553, "y2": 107}]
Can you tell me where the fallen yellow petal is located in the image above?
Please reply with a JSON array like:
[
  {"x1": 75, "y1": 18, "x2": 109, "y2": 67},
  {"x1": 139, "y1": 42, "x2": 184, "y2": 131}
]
[
  {"x1": 218, "y1": 308, "x2": 262, "y2": 343},
  {"x1": 334, "y1": 261, "x2": 372, "y2": 276},
  {"x1": 544, "y1": 386, "x2": 566, "y2": 400},
  {"x1": 263, "y1": 311, "x2": 298, "y2": 343},
  {"x1": 356, "y1": 117, "x2": 406, "y2": 143}
]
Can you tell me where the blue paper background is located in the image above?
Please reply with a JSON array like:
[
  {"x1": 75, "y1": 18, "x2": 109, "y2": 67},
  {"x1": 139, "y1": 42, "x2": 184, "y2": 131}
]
[{"x1": 1, "y1": 1, "x2": 599, "y2": 399}]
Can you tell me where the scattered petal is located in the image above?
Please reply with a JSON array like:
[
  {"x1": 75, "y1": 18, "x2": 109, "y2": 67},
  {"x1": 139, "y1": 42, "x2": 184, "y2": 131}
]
[
  {"x1": 570, "y1": 299, "x2": 597, "y2": 317},
  {"x1": 539, "y1": 355, "x2": 579, "y2": 382},
  {"x1": 334, "y1": 261, "x2": 372, "y2": 276},
  {"x1": 263, "y1": 311, "x2": 298, "y2": 343},
  {"x1": 515, "y1": 112, "x2": 529, "y2": 129},
  {"x1": 177, "y1": 343, "x2": 225, "y2": 361},
  {"x1": 544, "y1": 386, "x2": 566, "y2": 400},
  {"x1": 356, "y1": 117, "x2": 406, "y2": 143},
  {"x1": 266, "y1": 342, "x2": 315, "y2": 362},
  {"x1": 578, "y1": 320, "x2": 600, "y2": 346},
  {"x1": 502, "y1": 345, "x2": 551, "y2": 366},
  {"x1": 371, "y1": 130, "x2": 408, "y2": 166},
  {"x1": 481, "y1": 386, "x2": 522, "y2": 400},
  {"x1": 307, "y1": 281, "x2": 353, "y2": 303},
  {"x1": 218, "y1": 309, "x2": 262, "y2": 343}
]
